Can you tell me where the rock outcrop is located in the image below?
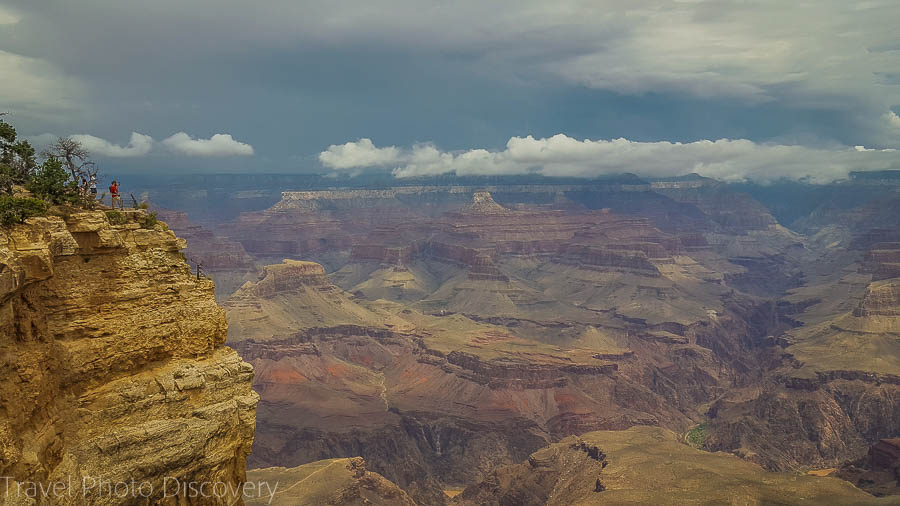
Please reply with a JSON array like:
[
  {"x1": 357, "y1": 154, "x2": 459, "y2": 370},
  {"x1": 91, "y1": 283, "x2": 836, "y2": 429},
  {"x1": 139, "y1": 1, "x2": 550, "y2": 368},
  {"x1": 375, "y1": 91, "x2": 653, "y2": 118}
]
[
  {"x1": 837, "y1": 438, "x2": 900, "y2": 497},
  {"x1": 855, "y1": 279, "x2": 900, "y2": 317},
  {"x1": 0, "y1": 210, "x2": 258, "y2": 505},
  {"x1": 453, "y1": 426, "x2": 886, "y2": 505},
  {"x1": 459, "y1": 191, "x2": 509, "y2": 215},
  {"x1": 241, "y1": 260, "x2": 331, "y2": 297}
]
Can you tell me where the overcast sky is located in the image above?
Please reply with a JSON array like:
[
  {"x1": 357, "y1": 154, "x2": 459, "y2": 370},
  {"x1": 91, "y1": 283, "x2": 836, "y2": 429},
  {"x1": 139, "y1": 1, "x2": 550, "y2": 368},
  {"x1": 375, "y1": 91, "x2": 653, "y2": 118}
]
[{"x1": 2, "y1": 0, "x2": 899, "y2": 181}]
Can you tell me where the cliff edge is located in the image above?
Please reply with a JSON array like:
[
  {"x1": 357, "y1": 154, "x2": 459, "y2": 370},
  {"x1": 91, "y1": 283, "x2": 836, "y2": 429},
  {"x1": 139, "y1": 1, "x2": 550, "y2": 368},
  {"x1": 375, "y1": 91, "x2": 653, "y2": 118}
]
[{"x1": 0, "y1": 210, "x2": 258, "y2": 504}]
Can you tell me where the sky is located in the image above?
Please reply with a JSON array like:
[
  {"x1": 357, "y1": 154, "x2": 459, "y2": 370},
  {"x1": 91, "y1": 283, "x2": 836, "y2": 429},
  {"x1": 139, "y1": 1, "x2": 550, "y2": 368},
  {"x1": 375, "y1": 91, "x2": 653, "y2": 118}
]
[{"x1": 1, "y1": 0, "x2": 900, "y2": 182}]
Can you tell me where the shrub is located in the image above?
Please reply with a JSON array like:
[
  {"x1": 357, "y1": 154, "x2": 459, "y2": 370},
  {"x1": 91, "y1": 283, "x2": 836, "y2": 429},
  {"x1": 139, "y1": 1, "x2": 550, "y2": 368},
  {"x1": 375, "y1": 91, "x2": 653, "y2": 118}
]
[
  {"x1": 139, "y1": 211, "x2": 159, "y2": 229},
  {"x1": 105, "y1": 210, "x2": 128, "y2": 225},
  {"x1": 0, "y1": 196, "x2": 49, "y2": 226},
  {"x1": 0, "y1": 119, "x2": 37, "y2": 187},
  {"x1": 0, "y1": 164, "x2": 16, "y2": 194},
  {"x1": 686, "y1": 423, "x2": 708, "y2": 448},
  {"x1": 26, "y1": 158, "x2": 77, "y2": 204}
]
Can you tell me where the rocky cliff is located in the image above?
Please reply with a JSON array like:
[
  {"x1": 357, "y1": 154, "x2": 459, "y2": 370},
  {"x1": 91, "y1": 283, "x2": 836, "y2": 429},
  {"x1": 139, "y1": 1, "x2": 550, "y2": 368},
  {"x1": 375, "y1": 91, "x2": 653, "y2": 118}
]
[{"x1": 0, "y1": 210, "x2": 258, "y2": 504}]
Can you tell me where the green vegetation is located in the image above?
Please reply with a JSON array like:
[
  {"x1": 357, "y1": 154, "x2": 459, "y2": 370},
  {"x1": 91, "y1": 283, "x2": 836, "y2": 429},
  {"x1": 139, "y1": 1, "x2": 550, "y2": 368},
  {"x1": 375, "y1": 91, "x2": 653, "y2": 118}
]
[
  {"x1": 0, "y1": 116, "x2": 37, "y2": 194},
  {"x1": 686, "y1": 423, "x2": 709, "y2": 448},
  {"x1": 105, "y1": 210, "x2": 128, "y2": 225},
  {"x1": 139, "y1": 211, "x2": 159, "y2": 229},
  {"x1": 0, "y1": 114, "x2": 104, "y2": 227},
  {"x1": 107, "y1": 209, "x2": 164, "y2": 229},
  {"x1": 26, "y1": 158, "x2": 78, "y2": 204},
  {"x1": 0, "y1": 196, "x2": 49, "y2": 226}
]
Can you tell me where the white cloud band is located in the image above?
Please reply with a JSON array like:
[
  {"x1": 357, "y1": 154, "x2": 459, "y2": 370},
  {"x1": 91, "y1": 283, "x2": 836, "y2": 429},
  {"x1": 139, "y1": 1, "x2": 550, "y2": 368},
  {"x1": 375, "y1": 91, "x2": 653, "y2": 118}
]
[
  {"x1": 161, "y1": 132, "x2": 254, "y2": 157},
  {"x1": 318, "y1": 138, "x2": 400, "y2": 169},
  {"x1": 319, "y1": 134, "x2": 900, "y2": 184},
  {"x1": 27, "y1": 131, "x2": 254, "y2": 158},
  {"x1": 70, "y1": 132, "x2": 153, "y2": 157}
]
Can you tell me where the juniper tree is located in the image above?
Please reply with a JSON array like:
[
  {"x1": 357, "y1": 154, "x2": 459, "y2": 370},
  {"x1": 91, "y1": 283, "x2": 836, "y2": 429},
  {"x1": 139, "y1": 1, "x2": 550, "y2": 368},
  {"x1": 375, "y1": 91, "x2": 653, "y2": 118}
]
[
  {"x1": 42, "y1": 136, "x2": 97, "y2": 183},
  {"x1": 0, "y1": 113, "x2": 38, "y2": 193}
]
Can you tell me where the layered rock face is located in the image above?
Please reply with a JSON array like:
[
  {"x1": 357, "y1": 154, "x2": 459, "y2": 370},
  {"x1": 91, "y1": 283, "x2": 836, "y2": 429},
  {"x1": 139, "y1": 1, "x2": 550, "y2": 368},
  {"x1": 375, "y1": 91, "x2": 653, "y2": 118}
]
[
  {"x1": 855, "y1": 279, "x2": 900, "y2": 317},
  {"x1": 703, "y1": 193, "x2": 900, "y2": 476},
  {"x1": 226, "y1": 254, "x2": 787, "y2": 504},
  {"x1": 0, "y1": 211, "x2": 258, "y2": 504},
  {"x1": 210, "y1": 181, "x2": 900, "y2": 501}
]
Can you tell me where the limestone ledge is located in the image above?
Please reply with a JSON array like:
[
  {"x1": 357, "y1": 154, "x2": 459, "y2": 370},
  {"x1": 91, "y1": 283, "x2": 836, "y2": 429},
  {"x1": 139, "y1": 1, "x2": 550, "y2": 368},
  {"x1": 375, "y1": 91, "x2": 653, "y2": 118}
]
[{"x1": 0, "y1": 211, "x2": 258, "y2": 505}]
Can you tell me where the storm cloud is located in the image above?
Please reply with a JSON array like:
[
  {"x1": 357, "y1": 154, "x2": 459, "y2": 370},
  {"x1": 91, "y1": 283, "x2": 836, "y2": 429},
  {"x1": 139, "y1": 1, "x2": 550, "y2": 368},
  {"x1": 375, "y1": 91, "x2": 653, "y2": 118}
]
[{"x1": 1, "y1": 0, "x2": 898, "y2": 175}]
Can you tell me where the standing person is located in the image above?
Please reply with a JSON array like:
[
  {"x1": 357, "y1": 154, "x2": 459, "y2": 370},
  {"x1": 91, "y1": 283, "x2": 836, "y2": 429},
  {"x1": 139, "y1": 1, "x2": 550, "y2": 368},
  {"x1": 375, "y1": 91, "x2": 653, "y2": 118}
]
[
  {"x1": 109, "y1": 180, "x2": 122, "y2": 209},
  {"x1": 89, "y1": 175, "x2": 98, "y2": 199}
]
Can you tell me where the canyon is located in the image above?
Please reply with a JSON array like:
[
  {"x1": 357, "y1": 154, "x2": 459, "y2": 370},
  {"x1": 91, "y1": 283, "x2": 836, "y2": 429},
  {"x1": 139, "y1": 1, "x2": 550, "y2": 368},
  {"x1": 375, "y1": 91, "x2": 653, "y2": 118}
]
[
  {"x1": 167, "y1": 173, "x2": 899, "y2": 504},
  {"x1": 5, "y1": 172, "x2": 896, "y2": 505}
]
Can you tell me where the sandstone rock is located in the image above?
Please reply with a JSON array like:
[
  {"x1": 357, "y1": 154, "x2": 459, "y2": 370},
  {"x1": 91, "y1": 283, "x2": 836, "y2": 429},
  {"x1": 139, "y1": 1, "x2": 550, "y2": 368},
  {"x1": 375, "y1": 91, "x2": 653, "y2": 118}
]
[
  {"x1": 460, "y1": 191, "x2": 510, "y2": 215},
  {"x1": 0, "y1": 212, "x2": 258, "y2": 505},
  {"x1": 836, "y1": 438, "x2": 900, "y2": 497},
  {"x1": 244, "y1": 260, "x2": 330, "y2": 297}
]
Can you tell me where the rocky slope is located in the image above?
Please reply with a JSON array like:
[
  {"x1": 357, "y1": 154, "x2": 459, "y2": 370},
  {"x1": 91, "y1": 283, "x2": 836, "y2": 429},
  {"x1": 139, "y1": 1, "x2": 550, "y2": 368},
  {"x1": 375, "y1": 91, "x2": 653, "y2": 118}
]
[
  {"x1": 0, "y1": 210, "x2": 258, "y2": 504},
  {"x1": 246, "y1": 457, "x2": 416, "y2": 506},
  {"x1": 453, "y1": 426, "x2": 888, "y2": 505}
]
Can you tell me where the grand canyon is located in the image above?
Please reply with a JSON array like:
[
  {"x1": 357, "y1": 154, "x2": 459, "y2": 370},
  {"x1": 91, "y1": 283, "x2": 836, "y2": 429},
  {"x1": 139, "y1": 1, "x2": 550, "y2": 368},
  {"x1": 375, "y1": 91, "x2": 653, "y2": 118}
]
[
  {"x1": 142, "y1": 172, "x2": 898, "y2": 503},
  {"x1": 5, "y1": 2, "x2": 900, "y2": 502}
]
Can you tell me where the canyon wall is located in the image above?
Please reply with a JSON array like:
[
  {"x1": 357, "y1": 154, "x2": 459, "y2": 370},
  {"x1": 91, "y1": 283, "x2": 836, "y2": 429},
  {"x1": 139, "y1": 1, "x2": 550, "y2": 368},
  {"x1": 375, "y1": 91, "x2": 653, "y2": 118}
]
[
  {"x1": 226, "y1": 254, "x2": 788, "y2": 504},
  {"x1": 214, "y1": 182, "x2": 898, "y2": 501},
  {"x1": 0, "y1": 211, "x2": 258, "y2": 504}
]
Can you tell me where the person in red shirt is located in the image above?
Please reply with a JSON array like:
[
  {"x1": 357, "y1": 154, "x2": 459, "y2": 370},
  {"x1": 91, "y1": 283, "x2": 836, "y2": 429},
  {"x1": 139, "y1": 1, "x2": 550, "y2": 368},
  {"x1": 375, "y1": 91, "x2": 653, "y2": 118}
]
[{"x1": 109, "y1": 180, "x2": 123, "y2": 209}]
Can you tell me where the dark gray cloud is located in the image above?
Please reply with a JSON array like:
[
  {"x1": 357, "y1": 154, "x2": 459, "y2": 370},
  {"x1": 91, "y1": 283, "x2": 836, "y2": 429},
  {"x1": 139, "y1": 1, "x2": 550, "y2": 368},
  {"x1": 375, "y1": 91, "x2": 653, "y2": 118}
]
[{"x1": 1, "y1": 0, "x2": 898, "y2": 177}]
